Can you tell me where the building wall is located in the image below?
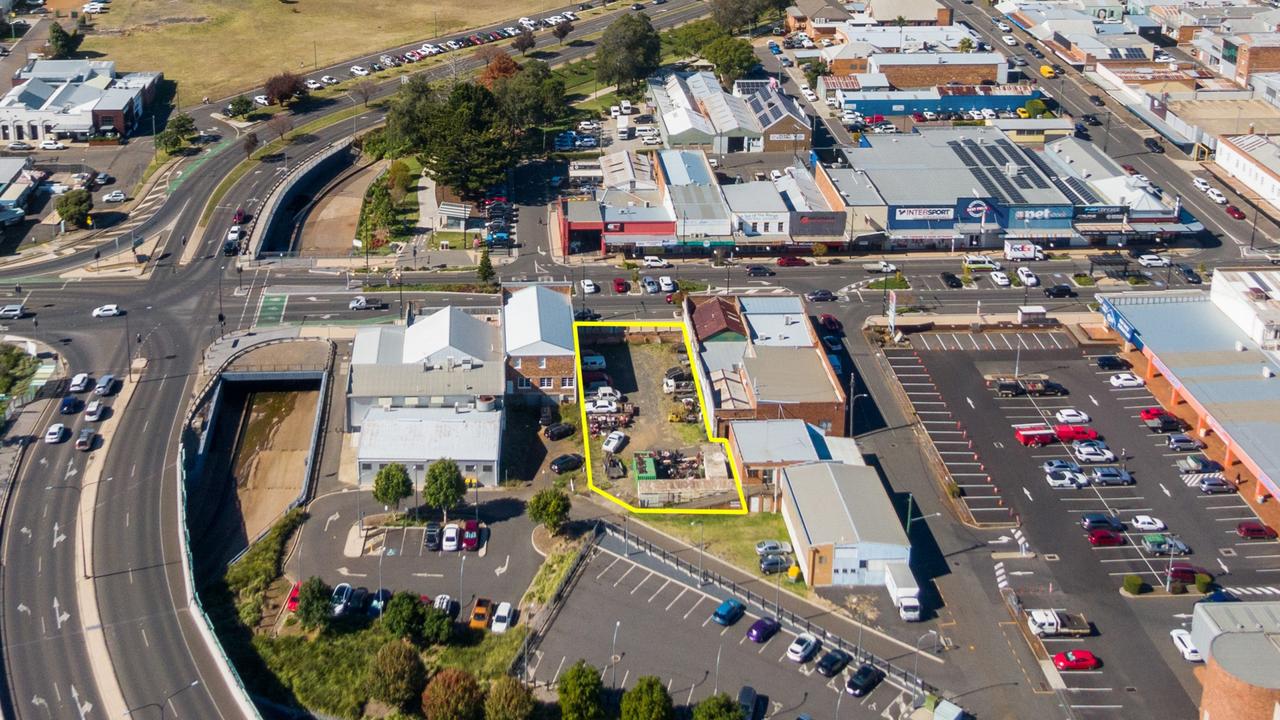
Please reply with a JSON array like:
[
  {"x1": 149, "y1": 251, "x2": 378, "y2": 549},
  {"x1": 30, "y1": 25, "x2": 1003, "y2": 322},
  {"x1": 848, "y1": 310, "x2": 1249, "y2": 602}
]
[
  {"x1": 1215, "y1": 139, "x2": 1280, "y2": 209},
  {"x1": 878, "y1": 63, "x2": 998, "y2": 89},
  {"x1": 831, "y1": 541, "x2": 911, "y2": 586},
  {"x1": 761, "y1": 115, "x2": 811, "y2": 152},
  {"x1": 1198, "y1": 655, "x2": 1280, "y2": 720},
  {"x1": 734, "y1": 209, "x2": 791, "y2": 236},
  {"x1": 829, "y1": 57, "x2": 870, "y2": 76},
  {"x1": 755, "y1": 399, "x2": 846, "y2": 436},
  {"x1": 507, "y1": 354, "x2": 577, "y2": 403},
  {"x1": 358, "y1": 457, "x2": 498, "y2": 487},
  {"x1": 1238, "y1": 44, "x2": 1280, "y2": 84}
]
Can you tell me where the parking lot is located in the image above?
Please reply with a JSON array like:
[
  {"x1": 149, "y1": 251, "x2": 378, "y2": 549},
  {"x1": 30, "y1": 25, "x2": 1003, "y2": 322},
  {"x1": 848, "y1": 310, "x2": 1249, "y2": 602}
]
[
  {"x1": 884, "y1": 333, "x2": 1280, "y2": 718},
  {"x1": 530, "y1": 540, "x2": 913, "y2": 720}
]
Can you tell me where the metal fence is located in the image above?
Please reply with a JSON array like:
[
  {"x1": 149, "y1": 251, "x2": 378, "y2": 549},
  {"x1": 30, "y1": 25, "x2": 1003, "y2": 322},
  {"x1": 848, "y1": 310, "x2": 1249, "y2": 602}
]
[
  {"x1": 599, "y1": 522, "x2": 940, "y2": 700},
  {"x1": 510, "y1": 521, "x2": 604, "y2": 682}
]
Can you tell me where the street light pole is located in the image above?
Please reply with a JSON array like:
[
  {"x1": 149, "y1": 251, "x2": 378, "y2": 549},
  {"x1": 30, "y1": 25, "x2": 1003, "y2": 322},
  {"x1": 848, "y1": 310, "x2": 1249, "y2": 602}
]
[
  {"x1": 610, "y1": 620, "x2": 621, "y2": 688},
  {"x1": 913, "y1": 630, "x2": 938, "y2": 703},
  {"x1": 849, "y1": 392, "x2": 867, "y2": 438}
]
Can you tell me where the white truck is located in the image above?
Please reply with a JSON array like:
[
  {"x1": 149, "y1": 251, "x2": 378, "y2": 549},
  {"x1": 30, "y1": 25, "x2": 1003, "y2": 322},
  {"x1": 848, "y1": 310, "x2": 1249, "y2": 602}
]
[
  {"x1": 884, "y1": 561, "x2": 922, "y2": 622},
  {"x1": 663, "y1": 377, "x2": 695, "y2": 394},
  {"x1": 1004, "y1": 240, "x2": 1046, "y2": 262},
  {"x1": 1025, "y1": 609, "x2": 1091, "y2": 637},
  {"x1": 348, "y1": 295, "x2": 387, "y2": 311},
  {"x1": 616, "y1": 114, "x2": 632, "y2": 140},
  {"x1": 861, "y1": 260, "x2": 898, "y2": 274}
]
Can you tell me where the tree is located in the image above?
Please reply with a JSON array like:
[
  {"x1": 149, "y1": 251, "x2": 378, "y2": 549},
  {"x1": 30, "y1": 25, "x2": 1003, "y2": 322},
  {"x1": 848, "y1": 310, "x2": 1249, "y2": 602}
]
[
  {"x1": 558, "y1": 660, "x2": 604, "y2": 720},
  {"x1": 420, "y1": 668, "x2": 484, "y2": 720},
  {"x1": 423, "y1": 459, "x2": 465, "y2": 521},
  {"x1": 477, "y1": 249, "x2": 495, "y2": 284},
  {"x1": 155, "y1": 128, "x2": 183, "y2": 155},
  {"x1": 486, "y1": 676, "x2": 535, "y2": 720},
  {"x1": 1024, "y1": 99, "x2": 1048, "y2": 117},
  {"x1": 704, "y1": 36, "x2": 757, "y2": 84},
  {"x1": 512, "y1": 27, "x2": 536, "y2": 55},
  {"x1": 295, "y1": 576, "x2": 332, "y2": 630},
  {"x1": 527, "y1": 488, "x2": 570, "y2": 535},
  {"x1": 367, "y1": 640, "x2": 427, "y2": 710},
  {"x1": 168, "y1": 112, "x2": 196, "y2": 138},
  {"x1": 811, "y1": 242, "x2": 828, "y2": 257},
  {"x1": 553, "y1": 20, "x2": 575, "y2": 45},
  {"x1": 480, "y1": 53, "x2": 522, "y2": 89},
  {"x1": 420, "y1": 605, "x2": 453, "y2": 645},
  {"x1": 46, "y1": 23, "x2": 73, "y2": 59},
  {"x1": 350, "y1": 78, "x2": 377, "y2": 107},
  {"x1": 492, "y1": 60, "x2": 567, "y2": 131},
  {"x1": 957, "y1": 37, "x2": 975, "y2": 53},
  {"x1": 228, "y1": 95, "x2": 255, "y2": 118},
  {"x1": 621, "y1": 676, "x2": 674, "y2": 720},
  {"x1": 55, "y1": 188, "x2": 92, "y2": 227},
  {"x1": 373, "y1": 462, "x2": 413, "y2": 509},
  {"x1": 710, "y1": 0, "x2": 742, "y2": 34},
  {"x1": 596, "y1": 13, "x2": 661, "y2": 91},
  {"x1": 264, "y1": 71, "x2": 306, "y2": 105},
  {"x1": 381, "y1": 591, "x2": 427, "y2": 642},
  {"x1": 387, "y1": 160, "x2": 413, "y2": 194},
  {"x1": 668, "y1": 19, "x2": 727, "y2": 60},
  {"x1": 242, "y1": 132, "x2": 260, "y2": 160},
  {"x1": 266, "y1": 113, "x2": 294, "y2": 142},
  {"x1": 802, "y1": 59, "x2": 827, "y2": 91},
  {"x1": 692, "y1": 693, "x2": 743, "y2": 720}
]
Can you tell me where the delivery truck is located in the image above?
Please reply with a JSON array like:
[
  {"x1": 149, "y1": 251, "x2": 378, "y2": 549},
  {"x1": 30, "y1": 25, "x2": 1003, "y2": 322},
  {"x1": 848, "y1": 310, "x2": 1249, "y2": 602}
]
[
  {"x1": 885, "y1": 561, "x2": 922, "y2": 622},
  {"x1": 1004, "y1": 240, "x2": 1046, "y2": 262},
  {"x1": 862, "y1": 260, "x2": 898, "y2": 274}
]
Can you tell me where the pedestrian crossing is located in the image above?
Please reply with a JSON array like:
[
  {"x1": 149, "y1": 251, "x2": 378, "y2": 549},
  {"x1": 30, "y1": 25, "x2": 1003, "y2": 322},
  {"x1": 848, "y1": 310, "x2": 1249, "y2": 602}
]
[
  {"x1": 1223, "y1": 586, "x2": 1280, "y2": 596},
  {"x1": 1181, "y1": 472, "x2": 1224, "y2": 487}
]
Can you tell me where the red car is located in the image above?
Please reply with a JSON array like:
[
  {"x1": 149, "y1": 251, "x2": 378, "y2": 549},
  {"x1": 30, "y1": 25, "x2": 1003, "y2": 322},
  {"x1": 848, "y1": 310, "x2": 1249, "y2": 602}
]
[
  {"x1": 1088, "y1": 529, "x2": 1124, "y2": 546},
  {"x1": 1121, "y1": 164, "x2": 1137, "y2": 175},
  {"x1": 819, "y1": 314, "x2": 843, "y2": 333},
  {"x1": 583, "y1": 370, "x2": 612, "y2": 386},
  {"x1": 1168, "y1": 562, "x2": 1213, "y2": 584},
  {"x1": 777, "y1": 256, "x2": 809, "y2": 267},
  {"x1": 1226, "y1": 205, "x2": 1246, "y2": 220},
  {"x1": 462, "y1": 519, "x2": 481, "y2": 550},
  {"x1": 285, "y1": 581, "x2": 301, "y2": 611},
  {"x1": 1055, "y1": 425, "x2": 1098, "y2": 442},
  {"x1": 1053, "y1": 650, "x2": 1100, "y2": 671},
  {"x1": 613, "y1": 277, "x2": 629, "y2": 293},
  {"x1": 911, "y1": 112, "x2": 926, "y2": 122},
  {"x1": 1237, "y1": 520, "x2": 1278, "y2": 539},
  {"x1": 1139, "y1": 407, "x2": 1168, "y2": 420}
]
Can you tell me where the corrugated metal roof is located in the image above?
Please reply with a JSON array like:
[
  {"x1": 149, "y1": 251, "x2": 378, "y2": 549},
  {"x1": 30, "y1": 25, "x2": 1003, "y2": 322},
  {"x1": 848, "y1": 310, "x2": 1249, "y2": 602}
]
[
  {"x1": 743, "y1": 346, "x2": 839, "y2": 403},
  {"x1": 738, "y1": 296, "x2": 805, "y2": 315},
  {"x1": 357, "y1": 407, "x2": 502, "y2": 462},
  {"x1": 730, "y1": 420, "x2": 822, "y2": 463},
  {"x1": 782, "y1": 462, "x2": 909, "y2": 547},
  {"x1": 503, "y1": 285, "x2": 575, "y2": 356}
]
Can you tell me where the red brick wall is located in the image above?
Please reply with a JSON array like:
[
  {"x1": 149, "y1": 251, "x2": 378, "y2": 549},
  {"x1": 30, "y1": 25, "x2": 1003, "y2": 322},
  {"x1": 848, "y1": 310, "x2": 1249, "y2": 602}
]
[
  {"x1": 829, "y1": 57, "x2": 870, "y2": 76},
  {"x1": 1239, "y1": 44, "x2": 1280, "y2": 81},
  {"x1": 1199, "y1": 654, "x2": 1280, "y2": 720},
  {"x1": 508, "y1": 354, "x2": 578, "y2": 401}
]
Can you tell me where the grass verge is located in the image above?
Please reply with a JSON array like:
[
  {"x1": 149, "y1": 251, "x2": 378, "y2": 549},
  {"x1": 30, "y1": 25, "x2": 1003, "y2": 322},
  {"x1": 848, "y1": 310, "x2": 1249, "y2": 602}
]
[
  {"x1": 640, "y1": 513, "x2": 807, "y2": 596},
  {"x1": 224, "y1": 509, "x2": 306, "y2": 626},
  {"x1": 524, "y1": 544, "x2": 582, "y2": 606},
  {"x1": 867, "y1": 275, "x2": 910, "y2": 290},
  {"x1": 1072, "y1": 273, "x2": 1096, "y2": 286},
  {"x1": 431, "y1": 625, "x2": 529, "y2": 680},
  {"x1": 253, "y1": 626, "x2": 393, "y2": 719}
]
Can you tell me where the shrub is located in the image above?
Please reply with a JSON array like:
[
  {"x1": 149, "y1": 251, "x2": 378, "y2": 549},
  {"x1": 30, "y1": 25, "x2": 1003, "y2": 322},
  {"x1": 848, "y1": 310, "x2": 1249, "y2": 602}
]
[
  {"x1": 559, "y1": 659, "x2": 604, "y2": 720},
  {"x1": 1168, "y1": 580, "x2": 1186, "y2": 595},
  {"x1": 485, "y1": 676, "x2": 535, "y2": 720},
  {"x1": 1123, "y1": 574, "x2": 1145, "y2": 595},
  {"x1": 421, "y1": 668, "x2": 483, "y2": 720},
  {"x1": 367, "y1": 640, "x2": 427, "y2": 710},
  {"x1": 1195, "y1": 573, "x2": 1212, "y2": 594},
  {"x1": 224, "y1": 509, "x2": 306, "y2": 623},
  {"x1": 945, "y1": 481, "x2": 962, "y2": 499}
]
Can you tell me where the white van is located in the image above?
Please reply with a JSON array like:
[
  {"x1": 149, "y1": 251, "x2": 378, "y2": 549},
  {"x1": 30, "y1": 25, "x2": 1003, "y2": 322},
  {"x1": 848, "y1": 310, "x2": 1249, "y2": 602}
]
[
  {"x1": 962, "y1": 254, "x2": 1002, "y2": 270},
  {"x1": 620, "y1": 99, "x2": 633, "y2": 114},
  {"x1": 581, "y1": 352, "x2": 607, "y2": 371},
  {"x1": 635, "y1": 125, "x2": 659, "y2": 137}
]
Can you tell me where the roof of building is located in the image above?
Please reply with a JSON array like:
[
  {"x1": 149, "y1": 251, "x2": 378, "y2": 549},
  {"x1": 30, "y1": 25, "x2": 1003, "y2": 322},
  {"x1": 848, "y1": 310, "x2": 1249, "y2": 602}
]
[
  {"x1": 869, "y1": 52, "x2": 1005, "y2": 67},
  {"x1": 659, "y1": 148, "x2": 715, "y2": 186},
  {"x1": 407, "y1": 306, "x2": 501, "y2": 364},
  {"x1": 822, "y1": 166, "x2": 887, "y2": 207},
  {"x1": 357, "y1": 407, "x2": 502, "y2": 462},
  {"x1": 746, "y1": 312, "x2": 813, "y2": 347},
  {"x1": 738, "y1": 296, "x2": 806, "y2": 315},
  {"x1": 722, "y1": 181, "x2": 790, "y2": 213},
  {"x1": 840, "y1": 126, "x2": 1070, "y2": 206},
  {"x1": 650, "y1": 72, "x2": 765, "y2": 141},
  {"x1": 701, "y1": 342, "x2": 749, "y2": 374},
  {"x1": 348, "y1": 353, "x2": 506, "y2": 399},
  {"x1": 692, "y1": 296, "x2": 747, "y2": 339},
  {"x1": 0, "y1": 158, "x2": 29, "y2": 187},
  {"x1": 1102, "y1": 290, "x2": 1280, "y2": 496},
  {"x1": 743, "y1": 345, "x2": 839, "y2": 403},
  {"x1": 774, "y1": 165, "x2": 831, "y2": 212},
  {"x1": 670, "y1": 183, "x2": 732, "y2": 222},
  {"x1": 503, "y1": 285, "x2": 575, "y2": 356},
  {"x1": 832, "y1": 23, "x2": 978, "y2": 51},
  {"x1": 16, "y1": 59, "x2": 114, "y2": 82},
  {"x1": 867, "y1": 0, "x2": 941, "y2": 20},
  {"x1": 782, "y1": 462, "x2": 909, "y2": 547},
  {"x1": 1193, "y1": 600, "x2": 1280, "y2": 689},
  {"x1": 746, "y1": 87, "x2": 806, "y2": 131},
  {"x1": 731, "y1": 419, "x2": 825, "y2": 464},
  {"x1": 1221, "y1": 134, "x2": 1280, "y2": 175},
  {"x1": 601, "y1": 150, "x2": 658, "y2": 191}
]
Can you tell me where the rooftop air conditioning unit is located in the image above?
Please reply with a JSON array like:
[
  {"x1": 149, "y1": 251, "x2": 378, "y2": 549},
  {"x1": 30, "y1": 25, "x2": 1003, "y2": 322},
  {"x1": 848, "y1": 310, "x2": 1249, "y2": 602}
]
[{"x1": 1236, "y1": 340, "x2": 1247, "y2": 352}]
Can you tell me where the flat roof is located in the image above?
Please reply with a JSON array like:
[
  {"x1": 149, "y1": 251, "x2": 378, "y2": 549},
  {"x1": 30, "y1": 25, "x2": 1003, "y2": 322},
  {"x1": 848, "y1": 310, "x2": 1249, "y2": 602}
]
[
  {"x1": 1166, "y1": 99, "x2": 1280, "y2": 139},
  {"x1": 743, "y1": 346, "x2": 839, "y2": 403},
  {"x1": 782, "y1": 462, "x2": 909, "y2": 547},
  {"x1": 1102, "y1": 291, "x2": 1280, "y2": 496},
  {"x1": 738, "y1": 296, "x2": 805, "y2": 315},
  {"x1": 730, "y1": 419, "x2": 824, "y2": 464},
  {"x1": 746, "y1": 313, "x2": 813, "y2": 347},
  {"x1": 1193, "y1": 601, "x2": 1280, "y2": 689},
  {"x1": 722, "y1": 181, "x2": 789, "y2": 213},
  {"x1": 1221, "y1": 134, "x2": 1280, "y2": 174},
  {"x1": 823, "y1": 166, "x2": 886, "y2": 206},
  {"x1": 357, "y1": 407, "x2": 501, "y2": 462}
]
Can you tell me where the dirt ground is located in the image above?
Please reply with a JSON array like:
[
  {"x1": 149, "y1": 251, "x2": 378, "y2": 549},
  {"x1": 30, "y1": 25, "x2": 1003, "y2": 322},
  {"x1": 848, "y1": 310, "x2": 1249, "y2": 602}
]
[
  {"x1": 297, "y1": 160, "x2": 386, "y2": 256},
  {"x1": 232, "y1": 390, "x2": 319, "y2": 542}
]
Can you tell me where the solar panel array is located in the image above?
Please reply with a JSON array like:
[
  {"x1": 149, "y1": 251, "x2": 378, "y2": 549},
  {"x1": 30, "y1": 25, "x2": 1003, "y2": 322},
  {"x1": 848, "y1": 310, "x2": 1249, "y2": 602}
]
[
  {"x1": 946, "y1": 138, "x2": 1058, "y2": 205},
  {"x1": 1024, "y1": 151, "x2": 1101, "y2": 205}
]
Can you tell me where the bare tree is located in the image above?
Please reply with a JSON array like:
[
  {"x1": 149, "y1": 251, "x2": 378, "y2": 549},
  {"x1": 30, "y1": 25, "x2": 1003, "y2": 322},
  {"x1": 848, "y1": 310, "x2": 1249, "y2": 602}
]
[
  {"x1": 512, "y1": 27, "x2": 536, "y2": 55},
  {"x1": 242, "y1": 132, "x2": 259, "y2": 160},
  {"x1": 553, "y1": 21, "x2": 574, "y2": 45},
  {"x1": 266, "y1": 113, "x2": 294, "y2": 142},
  {"x1": 350, "y1": 79, "x2": 377, "y2": 107}
]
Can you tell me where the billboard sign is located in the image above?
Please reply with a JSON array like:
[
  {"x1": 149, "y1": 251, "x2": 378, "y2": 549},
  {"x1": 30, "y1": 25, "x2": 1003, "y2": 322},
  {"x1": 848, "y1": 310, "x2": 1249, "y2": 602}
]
[
  {"x1": 895, "y1": 207, "x2": 955, "y2": 221},
  {"x1": 1074, "y1": 205, "x2": 1127, "y2": 222}
]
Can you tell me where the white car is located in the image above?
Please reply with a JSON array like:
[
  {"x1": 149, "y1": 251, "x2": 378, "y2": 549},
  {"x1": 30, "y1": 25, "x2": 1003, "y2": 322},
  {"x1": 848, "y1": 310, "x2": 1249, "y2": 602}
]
[
  {"x1": 252, "y1": 95, "x2": 270, "y2": 106},
  {"x1": 802, "y1": 89, "x2": 818, "y2": 102},
  {"x1": 1205, "y1": 188, "x2": 1228, "y2": 204},
  {"x1": 786, "y1": 633, "x2": 820, "y2": 662},
  {"x1": 1109, "y1": 373, "x2": 1145, "y2": 388},
  {"x1": 1137, "y1": 254, "x2": 1168, "y2": 268},
  {"x1": 44, "y1": 423, "x2": 65, "y2": 444},
  {"x1": 91, "y1": 304, "x2": 121, "y2": 318},
  {"x1": 578, "y1": 120, "x2": 600, "y2": 132},
  {"x1": 989, "y1": 271, "x2": 1010, "y2": 287},
  {"x1": 658, "y1": 276, "x2": 676, "y2": 292},
  {"x1": 1192, "y1": 178, "x2": 1211, "y2": 192},
  {"x1": 602, "y1": 430, "x2": 628, "y2": 453},
  {"x1": 1046, "y1": 470, "x2": 1089, "y2": 489},
  {"x1": 1133, "y1": 174, "x2": 1150, "y2": 186},
  {"x1": 321, "y1": 75, "x2": 340, "y2": 85},
  {"x1": 490, "y1": 601, "x2": 513, "y2": 633},
  {"x1": 594, "y1": 386, "x2": 623, "y2": 402},
  {"x1": 1170, "y1": 629, "x2": 1202, "y2": 662},
  {"x1": 585, "y1": 398, "x2": 619, "y2": 414},
  {"x1": 1055, "y1": 409, "x2": 1090, "y2": 424},
  {"x1": 102, "y1": 190, "x2": 126, "y2": 203},
  {"x1": 1132, "y1": 515, "x2": 1166, "y2": 532},
  {"x1": 304, "y1": 79, "x2": 323, "y2": 90},
  {"x1": 442, "y1": 523, "x2": 461, "y2": 551},
  {"x1": 39, "y1": 139, "x2": 66, "y2": 150},
  {"x1": 996, "y1": 21, "x2": 1011, "y2": 31},
  {"x1": 1016, "y1": 267, "x2": 1039, "y2": 287},
  {"x1": 1002, "y1": 35, "x2": 1018, "y2": 46},
  {"x1": 922, "y1": 110, "x2": 938, "y2": 121},
  {"x1": 580, "y1": 279, "x2": 599, "y2": 294},
  {"x1": 350, "y1": 65, "x2": 370, "y2": 76},
  {"x1": 69, "y1": 372, "x2": 91, "y2": 392},
  {"x1": 1074, "y1": 445, "x2": 1116, "y2": 464}
]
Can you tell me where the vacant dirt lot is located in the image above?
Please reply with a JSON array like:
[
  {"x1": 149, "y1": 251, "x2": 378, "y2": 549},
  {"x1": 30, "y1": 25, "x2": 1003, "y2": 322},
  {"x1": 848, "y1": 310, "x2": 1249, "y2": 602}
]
[
  {"x1": 232, "y1": 390, "x2": 318, "y2": 542},
  {"x1": 297, "y1": 160, "x2": 385, "y2": 255},
  {"x1": 77, "y1": 0, "x2": 569, "y2": 100}
]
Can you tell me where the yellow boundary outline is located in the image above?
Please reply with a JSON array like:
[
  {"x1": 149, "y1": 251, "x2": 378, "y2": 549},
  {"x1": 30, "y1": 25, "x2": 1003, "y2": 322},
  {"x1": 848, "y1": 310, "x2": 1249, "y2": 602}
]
[{"x1": 572, "y1": 320, "x2": 747, "y2": 515}]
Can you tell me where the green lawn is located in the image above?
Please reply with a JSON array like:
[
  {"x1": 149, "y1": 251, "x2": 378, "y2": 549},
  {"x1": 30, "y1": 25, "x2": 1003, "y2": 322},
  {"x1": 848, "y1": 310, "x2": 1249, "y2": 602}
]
[
  {"x1": 641, "y1": 513, "x2": 806, "y2": 594},
  {"x1": 867, "y1": 275, "x2": 910, "y2": 290},
  {"x1": 432, "y1": 626, "x2": 529, "y2": 680}
]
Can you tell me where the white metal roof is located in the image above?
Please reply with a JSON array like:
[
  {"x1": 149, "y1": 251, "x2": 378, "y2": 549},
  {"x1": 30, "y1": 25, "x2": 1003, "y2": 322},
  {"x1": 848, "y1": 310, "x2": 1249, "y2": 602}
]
[
  {"x1": 357, "y1": 407, "x2": 502, "y2": 462},
  {"x1": 503, "y1": 285, "x2": 575, "y2": 356}
]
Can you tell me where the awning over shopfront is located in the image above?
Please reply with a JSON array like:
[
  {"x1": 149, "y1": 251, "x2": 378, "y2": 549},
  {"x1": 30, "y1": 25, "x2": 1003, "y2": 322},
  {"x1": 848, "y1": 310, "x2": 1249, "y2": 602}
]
[{"x1": 604, "y1": 234, "x2": 678, "y2": 247}]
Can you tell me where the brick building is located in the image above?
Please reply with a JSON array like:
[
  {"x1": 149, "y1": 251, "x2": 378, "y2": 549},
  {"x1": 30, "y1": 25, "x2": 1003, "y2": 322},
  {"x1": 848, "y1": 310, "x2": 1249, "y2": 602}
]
[
  {"x1": 870, "y1": 53, "x2": 1004, "y2": 89},
  {"x1": 1191, "y1": 600, "x2": 1280, "y2": 720},
  {"x1": 502, "y1": 284, "x2": 577, "y2": 404}
]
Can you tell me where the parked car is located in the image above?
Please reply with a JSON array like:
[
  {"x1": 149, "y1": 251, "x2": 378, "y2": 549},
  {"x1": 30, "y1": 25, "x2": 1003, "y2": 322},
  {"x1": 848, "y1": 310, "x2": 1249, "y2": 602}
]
[
  {"x1": 776, "y1": 256, "x2": 808, "y2": 267},
  {"x1": 39, "y1": 139, "x2": 66, "y2": 150},
  {"x1": 469, "y1": 598, "x2": 492, "y2": 630},
  {"x1": 1144, "y1": 137, "x2": 1165, "y2": 153},
  {"x1": 1054, "y1": 650, "x2": 1100, "y2": 670},
  {"x1": 1109, "y1": 373, "x2": 1145, "y2": 388},
  {"x1": 990, "y1": 271, "x2": 1010, "y2": 287},
  {"x1": 442, "y1": 523, "x2": 461, "y2": 551},
  {"x1": 544, "y1": 423, "x2": 574, "y2": 441},
  {"x1": 550, "y1": 453, "x2": 583, "y2": 473},
  {"x1": 1097, "y1": 355, "x2": 1129, "y2": 370},
  {"x1": 747, "y1": 617, "x2": 780, "y2": 643},
  {"x1": 1091, "y1": 467, "x2": 1134, "y2": 486},
  {"x1": 786, "y1": 633, "x2": 820, "y2": 662},
  {"x1": 760, "y1": 553, "x2": 790, "y2": 574},
  {"x1": 1175, "y1": 263, "x2": 1203, "y2": 284},
  {"x1": 712, "y1": 598, "x2": 746, "y2": 626},
  {"x1": 940, "y1": 272, "x2": 963, "y2": 289},
  {"x1": 816, "y1": 649, "x2": 852, "y2": 677},
  {"x1": 462, "y1": 520, "x2": 480, "y2": 551},
  {"x1": 1131, "y1": 515, "x2": 1165, "y2": 531},
  {"x1": 102, "y1": 190, "x2": 126, "y2": 203},
  {"x1": 819, "y1": 314, "x2": 843, "y2": 333},
  {"x1": 1055, "y1": 409, "x2": 1090, "y2": 424},
  {"x1": 1080, "y1": 513, "x2": 1124, "y2": 531},
  {"x1": 845, "y1": 664, "x2": 885, "y2": 696},
  {"x1": 602, "y1": 430, "x2": 628, "y2": 454},
  {"x1": 1199, "y1": 476, "x2": 1237, "y2": 494},
  {"x1": 1237, "y1": 520, "x2": 1278, "y2": 539},
  {"x1": 491, "y1": 601, "x2": 514, "y2": 633},
  {"x1": 330, "y1": 583, "x2": 353, "y2": 616},
  {"x1": 1046, "y1": 470, "x2": 1089, "y2": 489},
  {"x1": 424, "y1": 522, "x2": 442, "y2": 551},
  {"x1": 1167, "y1": 433, "x2": 1202, "y2": 451},
  {"x1": 613, "y1": 277, "x2": 629, "y2": 293},
  {"x1": 1170, "y1": 629, "x2": 1203, "y2": 662}
]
